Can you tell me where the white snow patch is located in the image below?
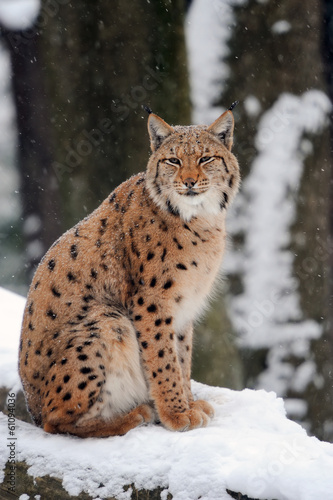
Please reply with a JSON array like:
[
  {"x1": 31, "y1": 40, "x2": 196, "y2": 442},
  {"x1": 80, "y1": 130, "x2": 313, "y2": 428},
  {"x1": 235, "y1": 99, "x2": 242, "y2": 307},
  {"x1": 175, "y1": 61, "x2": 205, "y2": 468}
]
[
  {"x1": 284, "y1": 398, "x2": 308, "y2": 419},
  {"x1": 23, "y1": 214, "x2": 42, "y2": 236},
  {"x1": 185, "y1": 0, "x2": 247, "y2": 124},
  {"x1": 0, "y1": 44, "x2": 19, "y2": 225},
  {"x1": 229, "y1": 90, "x2": 331, "y2": 349},
  {"x1": 0, "y1": 288, "x2": 25, "y2": 389},
  {"x1": 1, "y1": 289, "x2": 333, "y2": 500},
  {"x1": 243, "y1": 95, "x2": 262, "y2": 117},
  {"x1": 0, "y1": 0, "x2": 40, "y2": 31},
  {"x1": 272, "y1": 20, "x2": 292, "y2": 34}
]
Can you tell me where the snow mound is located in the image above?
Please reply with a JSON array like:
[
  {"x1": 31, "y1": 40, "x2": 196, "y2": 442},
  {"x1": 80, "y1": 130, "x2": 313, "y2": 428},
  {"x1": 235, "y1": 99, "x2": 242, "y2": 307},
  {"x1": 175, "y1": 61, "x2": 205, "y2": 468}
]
[
  {"x1": 1, "y1": 384, "x2": 333, "y2": 500},
  {"x1": 1, "y1": 288, "x2": 333, "y2": 500}
]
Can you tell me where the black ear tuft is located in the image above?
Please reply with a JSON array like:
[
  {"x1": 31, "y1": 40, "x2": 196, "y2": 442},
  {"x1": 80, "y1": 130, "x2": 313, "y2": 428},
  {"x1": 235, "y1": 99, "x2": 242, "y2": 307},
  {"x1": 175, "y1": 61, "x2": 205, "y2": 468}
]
[
  {"x1": 143, "y1": 105, "x2": 153, "y2": 115},
  {"x1": 228, "y1": 101, "x2": 239, "y2": 112}
]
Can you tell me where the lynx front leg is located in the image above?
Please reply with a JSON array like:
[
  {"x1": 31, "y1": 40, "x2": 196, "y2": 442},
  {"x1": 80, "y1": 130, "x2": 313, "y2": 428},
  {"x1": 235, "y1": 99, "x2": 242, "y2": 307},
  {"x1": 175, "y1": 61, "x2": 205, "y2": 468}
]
[
  {"x1": 177, "y1": 323, "x2": 214, "y2": 421},
  {"x1": 133, "y1": 307, "x2": 213, "y2": 431},
  {"x1": 176, "y1": 323, "x2": 194, "y2": 402}
]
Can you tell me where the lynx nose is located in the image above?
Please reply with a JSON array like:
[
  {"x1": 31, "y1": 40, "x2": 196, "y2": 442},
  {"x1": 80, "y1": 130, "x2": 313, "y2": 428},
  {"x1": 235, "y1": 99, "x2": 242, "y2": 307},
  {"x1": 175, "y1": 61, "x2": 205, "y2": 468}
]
[{"x1": 184, "y1": 178, "x2": 196, "y2": 188}]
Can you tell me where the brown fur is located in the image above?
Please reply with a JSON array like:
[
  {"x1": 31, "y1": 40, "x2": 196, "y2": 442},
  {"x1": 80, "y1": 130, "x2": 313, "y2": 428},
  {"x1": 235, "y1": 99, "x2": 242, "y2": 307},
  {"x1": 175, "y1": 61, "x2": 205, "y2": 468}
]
[{"x1": 19, "y1": 110, "x2": 240, "y2": 437}]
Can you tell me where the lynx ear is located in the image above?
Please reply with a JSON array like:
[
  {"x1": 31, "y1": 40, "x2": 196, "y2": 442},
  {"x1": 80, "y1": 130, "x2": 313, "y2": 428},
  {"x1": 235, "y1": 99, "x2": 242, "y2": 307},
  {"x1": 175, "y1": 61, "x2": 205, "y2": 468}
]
[
  {"x1": 147, "y1": 113, "x2": 174, "y2": 151},
  {"x1": 207, "y1": 110, "x2": 234, "y2": 151}
]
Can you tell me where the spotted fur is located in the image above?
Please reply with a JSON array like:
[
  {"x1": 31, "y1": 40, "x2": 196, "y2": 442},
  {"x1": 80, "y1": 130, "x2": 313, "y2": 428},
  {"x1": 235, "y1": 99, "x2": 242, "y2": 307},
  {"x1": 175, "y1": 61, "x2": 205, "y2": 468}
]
[{"x1": 19, "y1": 109, "x2": 240, "y2": 437}]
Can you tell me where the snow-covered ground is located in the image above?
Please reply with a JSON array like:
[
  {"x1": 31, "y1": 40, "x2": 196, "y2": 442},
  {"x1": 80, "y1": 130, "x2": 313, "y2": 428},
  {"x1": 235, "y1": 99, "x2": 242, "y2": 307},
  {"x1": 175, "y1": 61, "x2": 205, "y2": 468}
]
[{"x1": 1, "y1": 287, "x2": 333, "y2": 500}]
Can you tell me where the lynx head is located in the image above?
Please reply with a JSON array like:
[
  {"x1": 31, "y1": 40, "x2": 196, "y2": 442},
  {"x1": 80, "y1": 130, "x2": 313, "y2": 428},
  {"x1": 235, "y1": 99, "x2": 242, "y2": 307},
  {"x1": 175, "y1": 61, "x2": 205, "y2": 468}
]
[{"x1": 145, "y1": 109, "x2": 240, "y2": 222}]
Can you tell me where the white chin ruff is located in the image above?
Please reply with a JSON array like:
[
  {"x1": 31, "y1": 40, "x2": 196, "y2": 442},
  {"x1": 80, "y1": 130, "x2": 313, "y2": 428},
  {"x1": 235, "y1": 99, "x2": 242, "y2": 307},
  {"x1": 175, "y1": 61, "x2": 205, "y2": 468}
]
[{"x1": 171, "y1": 191, "x2": 221, "y2": 221}]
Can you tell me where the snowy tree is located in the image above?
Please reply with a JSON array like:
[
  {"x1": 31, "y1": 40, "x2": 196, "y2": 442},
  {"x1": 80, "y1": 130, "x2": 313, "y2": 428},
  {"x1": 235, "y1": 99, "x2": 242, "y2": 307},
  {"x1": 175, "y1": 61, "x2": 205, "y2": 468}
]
[
  {"x1": 1, "y1": 0, "x2": 189, "y2": 280},
  {"x1": 186, "y1": 0, "x2": 332, "y2": 440}
]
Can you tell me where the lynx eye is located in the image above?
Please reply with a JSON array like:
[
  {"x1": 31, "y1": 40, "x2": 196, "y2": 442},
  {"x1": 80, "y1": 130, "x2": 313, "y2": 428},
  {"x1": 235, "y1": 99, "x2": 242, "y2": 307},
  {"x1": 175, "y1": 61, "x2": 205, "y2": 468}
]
[
  {"x1": 166, "y1": 157, "x2": 181, "y2": 166},
  {"x1": 199, "y1": 156, "x2": 214, "y2": 164}
]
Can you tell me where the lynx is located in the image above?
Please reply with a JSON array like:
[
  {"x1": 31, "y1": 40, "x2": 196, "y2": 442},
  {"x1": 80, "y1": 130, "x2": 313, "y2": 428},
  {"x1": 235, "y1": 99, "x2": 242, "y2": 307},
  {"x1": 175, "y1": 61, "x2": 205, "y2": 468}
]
[{"x1": 19, "y1": 107, "x2": 240, "y2": 437}]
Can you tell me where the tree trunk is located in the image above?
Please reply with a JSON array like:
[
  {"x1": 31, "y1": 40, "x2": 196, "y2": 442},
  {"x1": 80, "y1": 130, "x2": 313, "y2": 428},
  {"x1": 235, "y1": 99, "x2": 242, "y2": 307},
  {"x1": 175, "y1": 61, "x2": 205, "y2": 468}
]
[
  {"x1": 221, "y1": 0, "x2": 332, "y2": 440},
  {"x1": 3, "y1": 0, "x2": 190, "y2": 281}
]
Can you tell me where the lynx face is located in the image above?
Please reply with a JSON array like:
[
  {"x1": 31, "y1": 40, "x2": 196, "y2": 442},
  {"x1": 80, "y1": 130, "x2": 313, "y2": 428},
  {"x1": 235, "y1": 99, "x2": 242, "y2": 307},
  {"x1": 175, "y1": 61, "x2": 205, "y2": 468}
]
[{"x1": 146, "y1": 112, "x2": 240, "y2": 221}]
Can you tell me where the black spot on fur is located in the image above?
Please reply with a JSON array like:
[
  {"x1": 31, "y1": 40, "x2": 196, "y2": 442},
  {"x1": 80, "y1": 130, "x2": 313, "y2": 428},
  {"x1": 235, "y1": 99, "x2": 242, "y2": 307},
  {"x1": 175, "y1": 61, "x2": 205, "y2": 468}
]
[
  {"x1": 138, "y1": 297, "x2": 144, "y2": 305},
  {"x1": 166, "y1": 199, "x2": 180, "y2": 216},
  {"x1": 176, "y1": 263, "x2": 187, "y2": 270},
  {"x1": 51, "y1": 286, "x2": 61, "y2": 298},
  {"x1": 78, "y1": 381, "x2": 87, "y2": 390},
  {"x1": 81, "y1": 367, "x2": 92, "y2": 374},
  {"x1": 191, "y1": 261, "x2": 198, "y2": 267},
  {"x1": 158, "y1": 349, "x2": 164, "y2": 358},
  {"x1": 83, "y1": 294, "x2": 94, "y2": 303},
  {"x1": 35, "y1": 349, "x2": 41, "y2": 355},
  {"x1": 165, "y1": 317, "x2": 172, "y2": 325},
  {"x1": 141, "y1": 341, "x2": 148, "y2": 349},
  {"x1": 147, "y1": 304, "x2": 157, "y2": 313},
  {"x1": 63, "y1": 392, "x2": 71, "y2": 401},
  {"x1": 63, "y1": 375, "x2": 70, "y2": 383},
  {"x1": 161, "y1": 248, "x2": 167, "y2": 262},
  {"x1": 47, "y1": 349, "x2": 53, "y2": 357},
  {"x1": 159, "y1": 221, "x2": 168, "y2": 232},
  {"x1": 136, "y1": 177, "x2": 145, "y2": 185},
  {"x1": 147, "y1": 251, "x2": 155, "y2": 261},
  {"x1": 150, "y1": 277, "x2": 156, "y2": 287},
  {"x1": 91, "y1": 269, "x2": 98, "y2": 279},
  {"x1": 61, "y1": 358, "x2": 67, "y2": 365},
  {"x1": 155, "y1": 333, "x2": 162, "y2": 340},
  {"x1": 48, "y1": 259, "x2": 56, "y2": 271},
  {"x1": 173, "y1": 238, "x2": 183, "y2": 250},
  {"x1": 70, "y1": 244, "x2": 78, "y2": 259},
  {"x1": 109, "y1": 193, "x2": 116, "y2": 203},
  {"x1": 135, "y1": 315, "x2": 142, "y2": 321},
  {"x1": 78, "y1": 354, "x2": 88, "y2": 361},
  {"x1": 163, "y1": 280, "x2": 173, "y2": 290},
  {"x1": 67, "y1": 272, "x2": 76, "y2": 281},
  {"x1": 46, "y1": 309, "x2": 57, "y2": 320},
  {"x1": 155, "y1": 319, "x2": 162, "y2": 327},
  {"x1": 56, "y1": 386, "x2": 62, "y2": 393}
]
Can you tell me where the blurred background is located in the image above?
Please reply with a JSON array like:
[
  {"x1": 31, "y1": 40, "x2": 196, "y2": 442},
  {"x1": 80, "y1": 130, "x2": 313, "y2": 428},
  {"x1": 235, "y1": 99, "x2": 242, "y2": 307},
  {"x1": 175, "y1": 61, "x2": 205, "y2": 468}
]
[{"x1": 0, "y1": 0, "x2": 332, "y2": 441}]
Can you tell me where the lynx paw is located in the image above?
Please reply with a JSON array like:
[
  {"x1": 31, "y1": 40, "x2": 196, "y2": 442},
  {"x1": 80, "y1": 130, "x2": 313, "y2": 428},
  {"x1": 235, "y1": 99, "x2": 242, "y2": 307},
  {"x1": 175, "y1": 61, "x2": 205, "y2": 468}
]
[
  {"x1": 160, "y1": 402, "x2": 213, "y2": 432},
  {"x1": 190, "y1": 399, "x2": 215, "y2": 419},
  {"x1": 134, "y1": 403, "x2": 155, "y2": 425}
]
